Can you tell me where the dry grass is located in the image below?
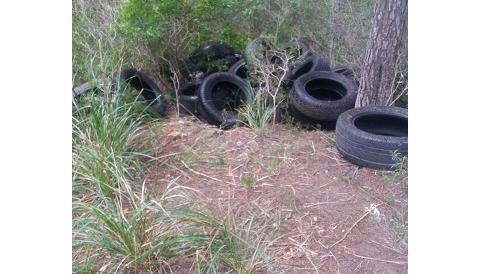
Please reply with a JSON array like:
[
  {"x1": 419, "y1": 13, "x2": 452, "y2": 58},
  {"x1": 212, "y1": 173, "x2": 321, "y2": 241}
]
[{"x1": 140, "y1": 116, "x2": 408, "y2": 273}]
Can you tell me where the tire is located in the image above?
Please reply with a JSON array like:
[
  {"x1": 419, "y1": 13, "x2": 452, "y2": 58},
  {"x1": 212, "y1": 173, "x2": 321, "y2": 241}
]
[
  {"x1": 244, "y1": 38, "x2": 273, "y2": 63},
  {"x1": 289, "y1": 71, "x2": 357, "y2": 121},
  {"x1": 286, "y1": 103, "x2": 336, "y2": 130},
  {"x1": 228, "y1": 58, "x2": 248, "y2": 79},
  {"x1": 332, "y1": 64, "x2": 359, "y2": 86},
  {"x1": 289, "y1": 54, "x2": 331, "y2": 82},
  {"x1": 190, "y1": 43, "x2": 235, "y2": 61},
  {"x1": 282, "y1": 39, "x2": 312, "y2": 59},
  {"x1": 188, "y1": 43, "x2": 235, "y2": 75},
  {"x1": 120, "y1": 67, "x2": 166, "y2": 116},
  {"x1": 198, "y1": 72, "x2": 251, "y2": 128},
  {"x1": 283, "y1": 54, "x2": 331, "y2": 89},
  {"x1": 176, "y1": 80, "x2": 202, "y2": 115},
  {"x1": 178, "y1": 57, "x2": 201, "y2": 78},
  {"x1": 335, "y1": 106, "x2": 408, "y2": 170}
]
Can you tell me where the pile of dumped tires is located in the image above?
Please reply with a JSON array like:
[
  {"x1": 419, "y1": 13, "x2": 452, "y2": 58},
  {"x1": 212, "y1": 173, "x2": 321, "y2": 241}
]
[
  {"x1": 73, "y1": 39, "x2": 407, "y2": 170},
  {"x1": 174, "y1": 39, "x2": 362, "y2": 129}
]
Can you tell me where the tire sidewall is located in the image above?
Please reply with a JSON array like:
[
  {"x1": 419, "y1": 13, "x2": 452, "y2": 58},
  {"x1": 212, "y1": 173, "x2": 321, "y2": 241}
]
[{"x1": 290, "y1": 71, "x2": 357, "y2": 121}]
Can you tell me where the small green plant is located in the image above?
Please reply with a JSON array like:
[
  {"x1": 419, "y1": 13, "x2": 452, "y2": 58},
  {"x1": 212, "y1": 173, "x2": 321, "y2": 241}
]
[
  {"x1": 391, "y1": 150, "x2": 408, "y2": 176},
  {"x1": 239, "y1": 86, "x2": 275, "y2": 131},
  {"x1": 240, "y1": 174, "x2": 256, "y2": 188}
]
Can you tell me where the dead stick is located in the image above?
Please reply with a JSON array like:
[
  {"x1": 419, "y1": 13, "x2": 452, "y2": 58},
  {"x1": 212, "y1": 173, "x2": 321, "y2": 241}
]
[
  {"x1": 329, "y1": 210, "x2": 371, "y2": 249},
  {"x1": 180, "y1": 160, "x2": 236, "y2": 186},
  {"x1": 348, "y1": 252, "x2": 407, "y2": 265}
]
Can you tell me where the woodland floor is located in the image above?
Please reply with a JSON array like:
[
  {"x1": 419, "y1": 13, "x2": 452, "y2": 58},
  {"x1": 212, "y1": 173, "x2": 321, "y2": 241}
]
[{"x1": 146, "y1": 115, "x2": 408, "y2": 274}]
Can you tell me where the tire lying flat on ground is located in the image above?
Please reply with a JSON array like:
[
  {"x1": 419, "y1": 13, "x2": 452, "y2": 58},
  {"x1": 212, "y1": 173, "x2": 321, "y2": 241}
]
[
  {"x1": 289, "y1": 71, "x2": 357, "y2": 121},
  {"x1": 198, "y1": 72, "x2": 251, "y2": 128},
  {"x1": 121, "y1": 67, "x2": 166, "y2": 116},
  {"x1": 335, "y1": 106, "x2": 408, "y2": 170}
]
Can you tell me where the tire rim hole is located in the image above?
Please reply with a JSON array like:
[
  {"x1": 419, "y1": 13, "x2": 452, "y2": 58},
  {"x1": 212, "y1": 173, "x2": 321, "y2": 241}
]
[
  {"x1": 354, "y1": 114, "x2": 408, "y2": 137},
  {"x1": 305, "y1": 78, "x2": 347, "y2": 101},
  {"x1": 182, "y1": 85, "x2": 197, "y2": 96},
  {"x1": 293, "y1": 61, "x2": 313, "y2": 79},
  {"x1": 210, "y1": 81, "x2": 247, "y2": 114}
]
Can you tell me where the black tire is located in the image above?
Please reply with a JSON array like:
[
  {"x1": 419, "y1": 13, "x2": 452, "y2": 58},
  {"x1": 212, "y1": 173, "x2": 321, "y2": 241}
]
[
  {"x1": 244, "y1": 38, "x2": 273, "y2": 63},
  {"x1": 120, "y1": 67, "x2": 166, "y2": 116},
  {"x1": 190, "y1": 43, "x2": 235, "y2": 61},
  {"x1": 228, "y1": 58, "x2": 248, "y2": 79},
  {"x1": 335, "y1": 106, "x2": 408, "y2": 170},
  {"x1": 286, "y1": 103, "x2": 336, "y2": 130},
  {"x1": 178, "y1": 57, "x2": 201, "y2": 78},
  {"x1": 188, "y1": 43, "x2": 235, "y2": 75},
  {"x1": 198, "y1": 72, "x2": 251, "y2": 128},
  {"x1": 282, "y1": 39, "x2": 312, "y2": 59},
  {"x1": 176, "y1": 80, "x2": 202, "y2": 115},
  {"x1": 285, "y1": 54, "x2": 330, "y2": 87},
  {"x1": 332, "y1": 64, "x2": 359, "y2": 86},
  {"x1": 289, "y1": 71, "x2": 357, "y2": 121}
]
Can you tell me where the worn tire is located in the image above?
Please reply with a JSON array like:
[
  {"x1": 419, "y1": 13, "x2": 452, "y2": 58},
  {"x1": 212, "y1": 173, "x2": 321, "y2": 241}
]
[
  {"x1": 121, "y1": 67, "x2": 166, "y2": 116},
  {"x1": 176, "y1": 80, "x2": 202, "y2": 115},
  {"x1": 198, "y1": 72, "x2": 251, "y2": 128},
  {"x1": 289, "y1": 54, "x2": 331, "y2": 82},
  {"x1": 282, "y1": 39, "x2": 312, "y2": 59},
  {"x1": 332, "y1": 64, "x2": 359, "y2": 86},
  {"x1": 184, "y1": 43, "x2": 236, "y2": 76},
  {"x1": 286, "y1": 103, "x2": 336, "y2": 130},
  {"x1": 179, "y1": 57, "x2": 201, "y2": 78},
  {"x1": 335, "y1": 106, "x2": 408, "y2": 170},
  {"x1": 228, "y1": 58, "x2": 248, "y2": 79},
  {"x1": 289, "y1": 71, "x2": 357, "y2": 121},
  {"x1": 283, "y1": 54, "x2": 331, "y2": 89},
  {"x1": 244, "y1": 38, "x2": 273, "y2": 63},
  {"x1": 190, "y1": 43, "x2": 235, "y2": 61}
]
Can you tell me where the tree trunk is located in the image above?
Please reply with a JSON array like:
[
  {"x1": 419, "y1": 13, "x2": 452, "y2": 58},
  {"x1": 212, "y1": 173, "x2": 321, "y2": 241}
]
[
  {"x1": 355, "y1": 0, "x2": 407, "y2": 107},
  {"x1": 328, "y1": 0, "x2": 344, "y2": 66}
]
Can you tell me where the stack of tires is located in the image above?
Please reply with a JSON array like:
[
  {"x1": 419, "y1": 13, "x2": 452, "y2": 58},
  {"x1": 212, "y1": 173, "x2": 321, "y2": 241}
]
[
  {"x1": 177, "y1": 39, "x2": 362, "y2": 129},
  {"x1": 176, "y1": 43, "x2": 251, "y2": 129}
]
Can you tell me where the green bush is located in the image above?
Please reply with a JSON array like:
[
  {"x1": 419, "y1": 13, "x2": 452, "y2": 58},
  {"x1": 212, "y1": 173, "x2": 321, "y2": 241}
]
[{"x1": 116, "y1": 0, "x2": 262, "y2": 56}]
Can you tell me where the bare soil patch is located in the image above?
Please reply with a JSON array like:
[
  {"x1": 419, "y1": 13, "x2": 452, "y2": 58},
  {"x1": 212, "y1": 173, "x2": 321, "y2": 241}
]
[{"x1": 146, "y1": 115, "x2": 408, "y2": 273}]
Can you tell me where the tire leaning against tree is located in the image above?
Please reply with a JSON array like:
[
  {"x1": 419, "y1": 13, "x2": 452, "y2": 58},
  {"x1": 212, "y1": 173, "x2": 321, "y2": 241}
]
[
  {"x1": 335, "y1": 106, "x2": 408, "y2": 170},
  {"x1": 289, "y1": 70, "x2": 357, "y2": 121}
]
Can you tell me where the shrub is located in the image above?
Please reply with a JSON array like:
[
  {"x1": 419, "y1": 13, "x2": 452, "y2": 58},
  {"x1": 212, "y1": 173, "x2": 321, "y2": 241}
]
[{"x1": 116, "y1": 0, "x2": 261, "y2": 57}]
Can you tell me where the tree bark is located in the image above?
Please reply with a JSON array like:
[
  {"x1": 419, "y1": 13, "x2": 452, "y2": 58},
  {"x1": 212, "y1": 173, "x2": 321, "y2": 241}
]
[{"x1": 355, "y1": 0, "x2": 407, "y2": 107}]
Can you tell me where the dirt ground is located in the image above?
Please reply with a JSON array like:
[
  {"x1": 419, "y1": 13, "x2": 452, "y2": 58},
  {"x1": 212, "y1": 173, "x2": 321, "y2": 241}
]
[{"x1": 146, "y1": 115, "x2": 408, "y2": 274}]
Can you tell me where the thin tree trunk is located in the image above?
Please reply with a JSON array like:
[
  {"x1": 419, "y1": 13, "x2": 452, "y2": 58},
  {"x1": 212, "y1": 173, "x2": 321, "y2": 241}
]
[
  {"x1": 356, "y1": 0, "x2": 407, "y2": 107},
  {"x1": 328, "y1": 0, "x2": 344, "y2": 66}
]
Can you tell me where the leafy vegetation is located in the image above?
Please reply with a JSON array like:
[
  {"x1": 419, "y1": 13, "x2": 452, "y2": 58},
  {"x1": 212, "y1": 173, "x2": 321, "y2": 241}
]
[{"x1": 72, "y1": 0, "x2": 407, "y2": 272}]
